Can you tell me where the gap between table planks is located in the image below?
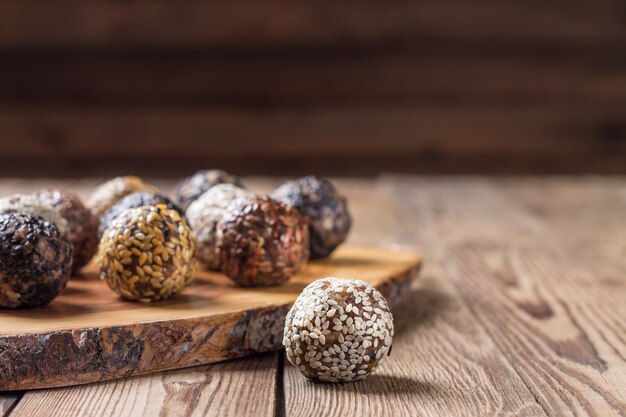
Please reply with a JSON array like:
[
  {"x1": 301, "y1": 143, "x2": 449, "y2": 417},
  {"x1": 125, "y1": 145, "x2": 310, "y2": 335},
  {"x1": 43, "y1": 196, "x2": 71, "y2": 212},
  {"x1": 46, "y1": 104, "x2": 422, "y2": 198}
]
[{"x1": 2, "y1": 177, "x2": 626, "y2": 417}]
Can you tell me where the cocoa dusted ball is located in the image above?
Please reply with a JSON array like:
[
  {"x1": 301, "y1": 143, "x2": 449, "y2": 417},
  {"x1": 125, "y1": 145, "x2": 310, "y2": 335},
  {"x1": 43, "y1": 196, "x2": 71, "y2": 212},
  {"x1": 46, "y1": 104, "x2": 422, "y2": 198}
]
[
  {"x1": 217, "y1": 196, "x2": 309, "y2": 287},
  {"x1": 32, "y1": 189, "x2": 98, "y2": 273},
  {"x1": 283, "y1": 277, "x2": 394, "y2": 382},
  {"x1": 175, "y1": 169, "x2": 245, "y2": 210},
  {"x1": 87, "y1": 176, "x2": 160, "y2": 219},
  {"x1": 99, "y1": 191, "x2": 184, "y2": 238},
  {"x1": 0, "y1": 212, "x2": 73, "y2": 308},
  {"x1": 271, "y1": 176, "x2": 351, "y2": 259},
  {"x1": 186, "y1": 184, "x2": 255, "y2": 270},
  {"x1": 98, "y1": 205, "x2": 197, "y2": 302}
]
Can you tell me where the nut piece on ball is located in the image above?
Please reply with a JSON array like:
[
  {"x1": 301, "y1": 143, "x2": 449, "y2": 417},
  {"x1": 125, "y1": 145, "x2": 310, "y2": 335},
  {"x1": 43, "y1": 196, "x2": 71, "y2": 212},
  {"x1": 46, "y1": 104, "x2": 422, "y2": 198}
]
[
  {"x1": 98, "y1": 205, "x2": 197, "y2": 302},
  {"x1": 186, "y1": 184, "x2": 255, "y2": 270},
  {"x1": 99, "y1": 191, "x2": 184, "y2": 238},
  {"x1": 175, "y1": 169, "x2": 245, "y2": 210},
  {"x1": 217, "y1": 196, "x2": 309, "y2": 287},
  {"x1": 283, "y1": 277, "x2": 394, "y2": 382},
  {"x1": 87, "y1": 176, "x2": 160, "y2": 219},
  {"x1": 0, "y1": 212, "x2": 73, "y2": 308},
  {"x1": 271, "y1": 176, "x2": 351, "y2": 259},
  {"x1": 32, "y1": 189, "x2": 99, "y2": 274}
]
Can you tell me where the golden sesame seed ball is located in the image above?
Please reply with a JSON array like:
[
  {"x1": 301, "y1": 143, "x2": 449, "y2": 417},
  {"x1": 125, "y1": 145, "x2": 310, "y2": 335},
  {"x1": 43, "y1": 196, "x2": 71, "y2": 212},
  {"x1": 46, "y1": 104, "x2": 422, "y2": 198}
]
[
  {"x1": 32, "y1": 189, "x2": 99, "y2": 274},
  {"x1": 186, "y1": 184, "x2": 255, "y2": 271},
  {"x1": 283, "y1": 277, "x2": 394, "y2": 382},
  {"x1": 175, "y1": 169, "x2": 245, "y2": 210},
  {"x1": 87, "y1": 176, "x2": 160, "y2": 219},
  {"x1": 217, "y1": 196, "x2": 309, "y2": 287},
  {"x1": 0, "y1": 212, "x2": 73, "y2": 308},
  {"x1": 98, "y1": 204, "x2": 197, "y2": 302}
]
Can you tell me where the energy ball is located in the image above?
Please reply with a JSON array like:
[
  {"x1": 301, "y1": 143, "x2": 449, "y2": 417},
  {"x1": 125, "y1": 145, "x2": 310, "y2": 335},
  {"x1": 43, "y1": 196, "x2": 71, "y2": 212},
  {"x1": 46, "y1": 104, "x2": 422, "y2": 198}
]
[
  {"x1": 32, "y1": 189, "x2": 99, "y2": 274},
  {"x1": 217, "y1": 196, "x2": 309, "y2": 287},
  {"x1": 186, "y1": 184, "x2": 255, "y2": 270},
  {"x1": 98, "y1": 205, "x2": 197, "y2": 302},
  {"x1": 271, "y1": 176, "x2": 351, "y2": 259},
  {"x1": 175, "y1": 169, "x2": 245, "y2": 210},
  {"x1": 283, "y1": 278, "x2": 394, "y2": 382},
  {"x1": 87, "y1": 176, "x2": 160, "y2": 219},
  {"x1": 0, "y1": 212, "x2": 73, "y2": 308},
  {"x1": 99, "y1": 191, "x2": 184, "y2": 238},
  {"x1": 0, "y1": 194, "x2": 69, "y2": 237}
]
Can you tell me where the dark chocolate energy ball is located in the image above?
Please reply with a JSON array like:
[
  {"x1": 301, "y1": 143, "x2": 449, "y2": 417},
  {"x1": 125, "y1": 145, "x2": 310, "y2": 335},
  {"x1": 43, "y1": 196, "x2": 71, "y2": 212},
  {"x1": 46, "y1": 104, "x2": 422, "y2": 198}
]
[
  {"x1": 87, "y1": 176, "x2": 160, "y2": 219},
  {"x1": 98, "y1": 205, "x2": 197, "y2": 302},
  {"x1": 99, "y1": 191, "x2": 184, "y2": 238},
  {"x1": 0, "y1": 213, "x2": 73, "y2": 308},
  {"x1": 271, "y1": 176, "x2": 352, "y2": 259},
  {"x1": 175, "y1": 169, "x2": 244, "y2": 210},
  {"x1": 283, "y1": 277, "x2": 394, "y2": 382},
  {"x1": 217, "y1": 197, "x2": 309, "y2": 287},
  {"x1": 32, "y1": 189, "x2": 99, "y2": 273}
]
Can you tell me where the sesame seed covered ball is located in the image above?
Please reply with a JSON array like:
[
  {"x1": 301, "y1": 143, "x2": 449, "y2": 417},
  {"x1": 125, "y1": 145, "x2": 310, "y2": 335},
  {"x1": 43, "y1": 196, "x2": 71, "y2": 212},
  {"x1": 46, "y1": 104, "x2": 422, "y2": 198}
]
[
  {"x1": 0, "y1": 194, "x2": 70, "y2": 237},
  {"x1": 87, "y1": 176, "x2": 160, "y2": 219},
  {"x1": 186, "y1": 184, "x2": 255, "y2": 270},
  {"x1": 283, "y1": 278, "x2": 394, "y2": 382},
  {"x1": 217, "y1": 196, "x2": 309, "y2": 287},
  {"x1": 98, "y1": 205, "x2": 197, "y2": 302},
  {"x1": 175, "y1": 169, "x2": 245, "y2": 210},
  {"x1": 0, "y1": 212, "x2": 73, "y2": 308},
  {"x1": 99, "y1": 191, "x2": 184, "y2": 238},
  {"x1": 32, "y1": 189, "x2": 99, "y2": 274},
  {"x1": 271, "y1": 176, "x2": 351, "y2": 259}
]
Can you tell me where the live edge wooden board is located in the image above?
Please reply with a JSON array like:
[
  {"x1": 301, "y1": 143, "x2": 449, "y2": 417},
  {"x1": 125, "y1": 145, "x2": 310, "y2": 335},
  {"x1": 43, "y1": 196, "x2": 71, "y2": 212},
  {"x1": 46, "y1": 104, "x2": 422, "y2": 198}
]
[{"x1": 0, "y1": 245, "x2": 420, "y2": 391}]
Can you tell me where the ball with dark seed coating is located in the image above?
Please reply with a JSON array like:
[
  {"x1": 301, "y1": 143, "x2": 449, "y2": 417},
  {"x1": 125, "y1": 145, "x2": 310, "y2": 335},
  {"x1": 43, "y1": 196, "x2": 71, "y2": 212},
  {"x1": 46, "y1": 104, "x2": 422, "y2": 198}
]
[
  {"x1": 32, "y1": 189, "x2": 98, "y2": 274},
  {"x1": 0, "y1": 212, "x2": 73, "y2": 308},
  {"x1": 217, "y1": 196, "x2": 309, "y2": 287},
  {"x1": 98, "y1": 205, "x2": 196, "y2": 302},
  {"x1": 283, "y1": 277, "x2": 394, "y2": 382},
  {"x1": 271, "y1": 176, "x2": 351, "y2": 259},
  {"x1": 99, "y1": 191, "x2": 184, "y2": 238},
  {"x1": 175, "y1": 169, "x2": 244, "y2": 210},
  {"x1": 87, "y1": 176, "x2": 160, "y2": 219}
]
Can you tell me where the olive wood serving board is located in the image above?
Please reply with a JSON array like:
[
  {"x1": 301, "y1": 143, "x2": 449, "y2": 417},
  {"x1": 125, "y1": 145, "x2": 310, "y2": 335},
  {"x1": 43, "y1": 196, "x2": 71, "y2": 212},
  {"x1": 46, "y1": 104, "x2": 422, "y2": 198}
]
[{"x1": 0, "y1": 245, "x2": 421, "y2": 391}]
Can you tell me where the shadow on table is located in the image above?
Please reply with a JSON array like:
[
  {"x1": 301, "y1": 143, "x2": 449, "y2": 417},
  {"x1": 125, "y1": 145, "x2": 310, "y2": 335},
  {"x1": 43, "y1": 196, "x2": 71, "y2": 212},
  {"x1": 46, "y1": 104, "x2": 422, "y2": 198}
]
[{"x1": 307, "y1": 373, "x2": 442, "y2": 397}]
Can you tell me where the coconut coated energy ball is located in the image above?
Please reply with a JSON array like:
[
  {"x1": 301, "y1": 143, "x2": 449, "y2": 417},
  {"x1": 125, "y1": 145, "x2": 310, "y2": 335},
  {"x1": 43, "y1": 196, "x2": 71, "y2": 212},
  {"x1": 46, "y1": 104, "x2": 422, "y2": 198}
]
[
  {"x1": 175, "y1": 169, "x2": 245, "y2": 210},
  {"x1": 0, "y1": 212, "x2": 73, "y2": 308},
  {"x1": 186, "y1": 184, "x2": 255, "y2": 270},
  {"x1": 87, "y1": 176, "x2": 160, "y2": 219},
  {"x1": 0, "y1": 194, "x2": 69, "y2": 237},
  {"x1": 283, "y1": 277, "x2": 394, "y2": 382},
  {"x1": 99, "y1": 191, "x2": 184, "y2": 238},
  {"x1": 217, "y1": 196, "x2": 309, "y2": 287},
  {"x1": 271, "y1": 176, "x2": 351, "y2": 259},
  {"x1": 32, "y1": 189, "x2": 99, "y2": 273},
  {"x1": 98, "y1": 205, "x2": 197, "y2": 302}
]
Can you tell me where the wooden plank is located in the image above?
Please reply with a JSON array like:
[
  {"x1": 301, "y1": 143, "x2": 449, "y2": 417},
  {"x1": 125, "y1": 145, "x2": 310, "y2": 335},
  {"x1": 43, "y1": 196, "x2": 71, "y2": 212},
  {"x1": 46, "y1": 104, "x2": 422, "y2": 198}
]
[
  {"x1": 391, "y1": 177, "x2": 626, "y2": 415},
  {"x1": 0, "y1": 395, "x2": 21, "y2": 417},
  {"x1": 0, "y1": 0, "x2": 624, "y2": 50},
  {"x1": 1, "y1": 53, "x2": 624, "y2": 105},
  {"x1": 9, "y1": 353, "x2": 278, "y2": 417},
  {"x1": 284, "y1": 180, "x2": 546, "y2": 417},
  {"x1": 0, "y1": 105, "x2": 624, "y2": 177}
]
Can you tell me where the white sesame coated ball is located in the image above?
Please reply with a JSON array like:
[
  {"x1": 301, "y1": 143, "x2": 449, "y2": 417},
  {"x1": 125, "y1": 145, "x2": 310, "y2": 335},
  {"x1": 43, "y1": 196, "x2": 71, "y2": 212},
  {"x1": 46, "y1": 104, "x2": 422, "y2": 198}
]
[
  {"x1": 186, "y1": 184, "x2": 255, "y2": 270},
  {"x1": 283, "y1": 277, "x2": 394, "y2": 382}
]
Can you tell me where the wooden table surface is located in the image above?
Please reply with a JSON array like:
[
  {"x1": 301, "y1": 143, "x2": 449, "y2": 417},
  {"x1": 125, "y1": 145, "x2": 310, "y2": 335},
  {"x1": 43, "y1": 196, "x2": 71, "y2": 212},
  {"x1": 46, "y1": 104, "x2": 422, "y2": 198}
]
[{"x1": 1, "y1": 176, "x2": 625, "y2": 417}]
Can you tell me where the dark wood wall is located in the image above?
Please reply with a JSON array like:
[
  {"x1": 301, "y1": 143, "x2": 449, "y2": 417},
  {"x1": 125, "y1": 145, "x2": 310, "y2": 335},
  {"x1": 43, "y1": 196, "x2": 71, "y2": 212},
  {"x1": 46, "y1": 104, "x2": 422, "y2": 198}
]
[{"x1": 0, "y1": 0, "x2": 625, "y2": 177}]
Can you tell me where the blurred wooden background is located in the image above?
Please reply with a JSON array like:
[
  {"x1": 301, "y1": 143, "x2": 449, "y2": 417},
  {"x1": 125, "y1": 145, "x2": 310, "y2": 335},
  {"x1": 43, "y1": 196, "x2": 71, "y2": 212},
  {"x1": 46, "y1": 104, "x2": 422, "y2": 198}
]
[{"x1": 0, "y1": 0, "x2": 625, "y2": 177}]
